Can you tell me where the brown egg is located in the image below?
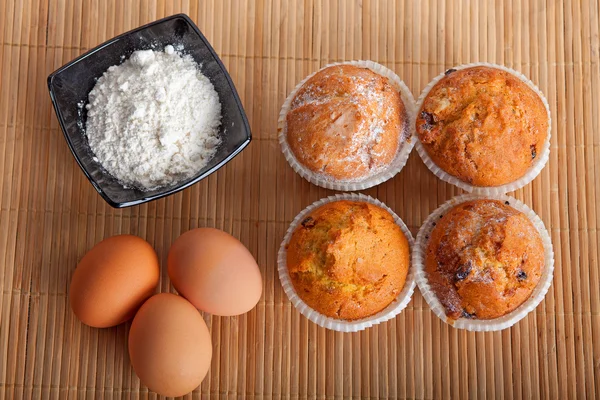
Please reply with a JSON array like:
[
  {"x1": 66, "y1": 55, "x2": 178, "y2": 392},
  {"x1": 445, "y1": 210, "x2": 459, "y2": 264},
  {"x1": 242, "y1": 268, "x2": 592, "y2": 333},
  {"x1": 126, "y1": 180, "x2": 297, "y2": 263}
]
[
  {"x1": 168, "y1": 228, "x2": 262, "y2": 316},
  {"x1": 69, "y1": 235, "x2": 159, "y2": 328},
  {"x1": 128, "y1": 293, "x2": 212, "y2": 397}
]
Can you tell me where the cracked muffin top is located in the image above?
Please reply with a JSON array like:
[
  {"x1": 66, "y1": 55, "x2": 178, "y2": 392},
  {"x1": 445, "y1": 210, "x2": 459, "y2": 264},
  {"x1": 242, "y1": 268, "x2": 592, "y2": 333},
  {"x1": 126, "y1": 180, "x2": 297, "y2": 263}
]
[
  {"x1": 416, "y1": 66, "x2": 549, "y2": 187},
  {"x1": 425, "y1": 199, "x2": 544, "y2": 320},
  {"x1": 285, "y1": 65, "x2": 406, "y2": 181},
  {"x1": 286, "y1": 200, "x2": 410, "y2": 320}
]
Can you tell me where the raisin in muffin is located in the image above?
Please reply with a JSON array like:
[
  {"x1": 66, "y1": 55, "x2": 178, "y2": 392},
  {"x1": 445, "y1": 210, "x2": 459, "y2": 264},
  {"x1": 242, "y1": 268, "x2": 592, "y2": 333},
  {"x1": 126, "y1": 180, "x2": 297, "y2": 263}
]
[
  {"x1": 285, "y1": 65, "x2": 406, "y2": 181},
  {"x1": 425, "y1": 199, "x2": 544, "y2": 320},
  {"x1": 416, "y1": 66, "x2": 549, "y2": 187},
  {"x1": 286, "y1": 200, "x2": 410, "y2": 320}
]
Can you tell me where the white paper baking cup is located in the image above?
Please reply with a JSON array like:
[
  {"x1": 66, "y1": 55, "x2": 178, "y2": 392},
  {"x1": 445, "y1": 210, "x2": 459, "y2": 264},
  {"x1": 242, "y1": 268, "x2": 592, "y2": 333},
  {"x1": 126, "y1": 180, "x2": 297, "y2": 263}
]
[
  {"x1": 414, "y1": 62, "x2": 552, "y2": 194},
  {"x1": 413, "y1": 193, "x2": 554, "y2": 331},
  {"x1": 277, "y1": 193, "x2": 416, "y2": 332},
  {"x1": 278, "y1": 60, "x2": 416, "y2": 191}
]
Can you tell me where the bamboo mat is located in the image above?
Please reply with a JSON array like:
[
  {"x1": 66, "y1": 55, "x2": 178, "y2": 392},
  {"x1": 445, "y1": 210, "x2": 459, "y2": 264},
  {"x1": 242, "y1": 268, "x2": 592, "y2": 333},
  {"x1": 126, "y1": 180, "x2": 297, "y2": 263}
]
[{"x1": 1, "y1": 0, "x2": 599, "y2": 398}]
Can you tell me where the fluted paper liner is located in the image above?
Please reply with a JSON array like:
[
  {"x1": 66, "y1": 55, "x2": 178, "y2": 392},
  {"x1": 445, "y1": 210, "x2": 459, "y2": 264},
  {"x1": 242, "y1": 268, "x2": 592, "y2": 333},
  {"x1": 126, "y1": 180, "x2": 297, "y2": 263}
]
[
  {"x1": 413, "y1": 194, "x2": 554, "y2": 331},
  {"x1": 414, "y1": 62, "x2": 552, "y2": 194},
  {"x1": 278, "y1": 60, "x2": 416, "y2": 191},
  {"x1": 277, "y1": 193, "x2": 416, "y2": 332}
]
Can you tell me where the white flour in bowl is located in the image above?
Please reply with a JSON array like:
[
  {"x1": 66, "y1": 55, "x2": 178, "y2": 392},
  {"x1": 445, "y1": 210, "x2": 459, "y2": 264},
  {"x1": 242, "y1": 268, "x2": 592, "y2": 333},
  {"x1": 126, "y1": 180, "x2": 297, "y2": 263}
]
[{"x1": 85, "y1": 45, "x2": 222, "y2": 190}]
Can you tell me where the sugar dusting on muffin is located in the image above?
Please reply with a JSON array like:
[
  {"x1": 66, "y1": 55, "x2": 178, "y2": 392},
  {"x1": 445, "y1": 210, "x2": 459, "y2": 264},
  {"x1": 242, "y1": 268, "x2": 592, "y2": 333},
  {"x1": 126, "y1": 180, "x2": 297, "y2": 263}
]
[
  {"x1": 425, "y1": 199, "x2": 544, "y2": 320},
  {"x1": 286, "y1": 200, "x2": 410, "y2": 320},
  {"x1": 416, "y1": 66, "x2": 548, "y2": 187},
  {"x1": 285, "y1": 65, "x2": 407, "y2": 181}
]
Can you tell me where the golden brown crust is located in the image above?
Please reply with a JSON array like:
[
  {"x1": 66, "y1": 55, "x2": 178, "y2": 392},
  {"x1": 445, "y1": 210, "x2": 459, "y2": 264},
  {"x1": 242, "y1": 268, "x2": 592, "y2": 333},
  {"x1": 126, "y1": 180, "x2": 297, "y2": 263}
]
[
  {"x1": 286, "y1": 200, "x2": 410, "y2": 320},
  {"x1": 416, "y1": 66, "x2": 549, "y2": 187},
  {"x1": 286, "y1": 65, "x2": 406, "y2": 181},
  {"x1": 425, "y1": 199, "x2": 544, "y2": 320}
]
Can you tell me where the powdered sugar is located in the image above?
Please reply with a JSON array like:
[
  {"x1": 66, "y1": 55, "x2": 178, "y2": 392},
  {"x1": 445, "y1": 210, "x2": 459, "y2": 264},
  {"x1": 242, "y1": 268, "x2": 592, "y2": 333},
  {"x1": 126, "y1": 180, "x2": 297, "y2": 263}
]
[
  {"x1": 85, "y1": 45, "x2": 222, "y2": 190},
  {"x1": 287, "y1": 67, "x2": 401, "y2": 178},
  {"x1": 278, "y1": 60, "x2": 416, "y2": 191}
]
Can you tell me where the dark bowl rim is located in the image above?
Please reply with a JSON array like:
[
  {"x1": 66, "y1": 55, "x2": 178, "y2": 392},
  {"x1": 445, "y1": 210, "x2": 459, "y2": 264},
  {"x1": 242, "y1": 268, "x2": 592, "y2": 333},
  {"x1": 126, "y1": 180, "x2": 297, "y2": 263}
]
[{"x1": 47, "y1": 13, "x2": 252, "y2": 208}]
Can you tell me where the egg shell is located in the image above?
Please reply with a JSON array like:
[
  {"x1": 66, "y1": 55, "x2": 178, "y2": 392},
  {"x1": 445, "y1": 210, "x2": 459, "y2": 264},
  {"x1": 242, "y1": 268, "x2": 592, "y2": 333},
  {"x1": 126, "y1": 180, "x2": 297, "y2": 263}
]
[
  {"x1": 128, "y1": 293, "x2": 212, "y2": 397},
  {"x1": 69, "y1": 234, "x2": 159, "y2": 328},
  {"x1": 168, "y1": 228, "x2": 263, "y2": 316}
]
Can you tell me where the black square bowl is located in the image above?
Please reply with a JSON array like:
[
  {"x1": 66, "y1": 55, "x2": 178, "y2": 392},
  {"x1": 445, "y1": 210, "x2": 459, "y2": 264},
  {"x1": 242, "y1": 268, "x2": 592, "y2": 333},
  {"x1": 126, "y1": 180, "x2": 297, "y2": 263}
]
[{"x1": 48, "y1": 14, "x2": 251, "y2": 208}]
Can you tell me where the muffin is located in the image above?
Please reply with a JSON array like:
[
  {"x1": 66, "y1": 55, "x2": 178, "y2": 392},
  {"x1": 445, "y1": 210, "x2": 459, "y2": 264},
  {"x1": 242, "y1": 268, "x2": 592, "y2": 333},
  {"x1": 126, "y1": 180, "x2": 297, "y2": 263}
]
[
  {"x1": 416, "y1": 66, "x2": 549, "y2": 187},
  {"x1": 424, "y1": 199, "x2": 544, "y2": 320},
  {"x1": 286, "y1": 200, "x2": 410, "y2": 320},
  {"x1": 285, "y1": 65, "x2": 406, "y2": 181}
]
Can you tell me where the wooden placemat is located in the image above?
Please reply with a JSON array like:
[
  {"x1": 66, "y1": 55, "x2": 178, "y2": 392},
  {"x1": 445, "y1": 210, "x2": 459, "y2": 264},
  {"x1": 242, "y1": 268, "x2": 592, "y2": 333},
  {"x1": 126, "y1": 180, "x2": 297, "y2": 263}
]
[{"x1": 1, "y1": 0, "x2": 598, "y2": 398}]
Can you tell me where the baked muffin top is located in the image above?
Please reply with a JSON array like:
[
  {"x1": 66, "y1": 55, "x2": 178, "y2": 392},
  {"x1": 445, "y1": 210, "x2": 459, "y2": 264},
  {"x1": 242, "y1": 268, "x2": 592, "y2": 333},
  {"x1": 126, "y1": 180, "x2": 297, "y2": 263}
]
[
  {"x1": 286, "y1": 200, "x2": 410, "y2": 320},
  {"x1": 285, "y1": 65, "x2": 406, "y2": 181},
  {"x1": 425, "y1": 199, "x2": 544, "y2": 320},
  {"x1": 416, "y1": 66, "x2": 549, "y2": 187}
]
